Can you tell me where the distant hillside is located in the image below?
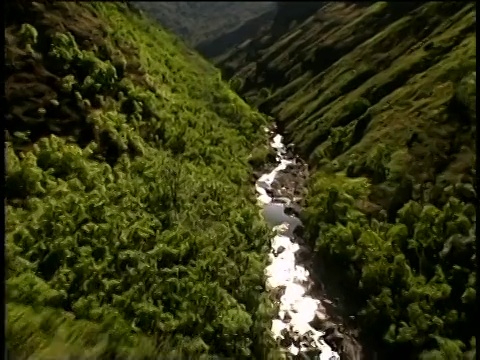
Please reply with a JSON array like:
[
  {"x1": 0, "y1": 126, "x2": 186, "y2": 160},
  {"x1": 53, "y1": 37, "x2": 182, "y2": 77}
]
[
  {"x1": 208, "y1": 1, "x2": 328, "y2": 63},
  {"x1": 196, "y1": 8, "x2": 276, "y2": 59},
  {"x1": 5, "y1": 1, "x2": 281, "y2": 359},
  {"x1": 131, "y1": 1, "x2": 275, "y2": 48},
  {"x1": 219, "y1": 1, "x2": 477, "y2": 359}
]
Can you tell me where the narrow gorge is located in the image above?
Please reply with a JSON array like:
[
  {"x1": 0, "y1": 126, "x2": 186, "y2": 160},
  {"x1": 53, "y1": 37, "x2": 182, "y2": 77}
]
[
  {"x1": 220, "y1": 2, "x2": 476, "y2": 358},
  {"x1": 255, "y1": 128, "x2": 365, "y2": 360},
  {"x1": 5, "y1": 2, "x2": 476, "y2": 359}
]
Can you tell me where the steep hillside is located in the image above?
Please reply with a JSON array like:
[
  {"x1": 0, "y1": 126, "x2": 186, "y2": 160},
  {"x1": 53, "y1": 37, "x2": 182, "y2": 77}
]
[
  {"x1": 132, "y1": 1, "x2": 275, "y2": 48},
  {"x1": 220, "y1": 1, "x2": 477, "y2": 359},
  {"x1": 5, "y1": 2, "x2": 282, "y2": 359}
]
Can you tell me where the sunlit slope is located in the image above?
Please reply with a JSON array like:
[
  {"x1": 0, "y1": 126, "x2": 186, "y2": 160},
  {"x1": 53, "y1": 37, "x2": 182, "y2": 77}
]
[
  {"x1": 220, "y1": 1, "x2": 476, "y2": 358},
  {"x1": 5, "y1": 2, "x2": 280, "y2": 359},
  {"x1": 223, "y1": 2, "x2": 476, "y2": 168}
]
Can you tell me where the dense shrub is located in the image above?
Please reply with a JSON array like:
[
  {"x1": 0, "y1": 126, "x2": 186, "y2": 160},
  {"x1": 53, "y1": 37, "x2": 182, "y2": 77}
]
[
  {"x1": 5, "y1": 2, "x2": 280, "y2": 359},
  {"x1": 303, "y1": 171, "x2": 476, "y2": 358}
]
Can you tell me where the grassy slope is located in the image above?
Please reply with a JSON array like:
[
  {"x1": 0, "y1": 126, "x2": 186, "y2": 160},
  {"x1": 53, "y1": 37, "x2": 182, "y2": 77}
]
[
  {"x1": 5, "y1": 2, "x2": 282, "y2": 359},
  {"x1": 132, "y1": 2, "x2": 275, "y2": 47},
  {"x1": 219, "y1": 2, "x2": 476, "y2": 358}
]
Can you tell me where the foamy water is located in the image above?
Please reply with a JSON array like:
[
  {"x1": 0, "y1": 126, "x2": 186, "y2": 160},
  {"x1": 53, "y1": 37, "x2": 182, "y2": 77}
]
[{"x1": 256, "y1": 130, "x2": 340, "y2": 360}]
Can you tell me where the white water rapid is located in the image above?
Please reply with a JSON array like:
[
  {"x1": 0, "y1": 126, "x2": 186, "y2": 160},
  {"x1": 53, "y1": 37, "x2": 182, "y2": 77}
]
[{"x1": 256, "y1": 128, "x2": 340, "y2": 360}]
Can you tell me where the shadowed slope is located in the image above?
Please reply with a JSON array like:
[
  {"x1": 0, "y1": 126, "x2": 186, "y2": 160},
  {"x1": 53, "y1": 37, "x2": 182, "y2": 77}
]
[{"x1": 132, "y1": 1, "x2": 275, "y2": 47}]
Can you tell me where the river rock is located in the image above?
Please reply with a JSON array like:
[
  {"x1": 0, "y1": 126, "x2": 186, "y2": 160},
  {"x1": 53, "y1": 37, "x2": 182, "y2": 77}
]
[
  {"x1": 271, "y1": 286, "x2": 286, "y2": 300},
  {"x1": 293, "y1": 235, "x2": 306, "y2": 246},
  {"x1": 293, "y1": 189, "x2": 304, "y2": 199},
  {"x1": 340, "y1": 337, "x2": 363, "y2": 360},
  {"x1": 253, "y1": 170, "x2": 264, "y2": 179},
  {"x1": 321, "y1": 298, "x2": 340, "y2": 314},
  {"x1": 294, "y1": 246, "x2": 311, "y2": 263},
  {"x1": 271, "y1": 179, "x2": 282, "y2": 188},
  {"x1": 280, "y1": 329, "x2": 294, "y2": 347},
  {"x1": 289, "y1": 344, "x2": 301, "y2": 356},
  {"x1": 309, "y1": 310, "x2": 328, "y2": 330},
  {"x1": 317, "y1": 320, "x2": 337, "y2": 333},
  {"x1": 274, "y1": 246, "x2": 286, "y2": 256},
  {"x1": 293, "y1": 224, "x2": 305, "y2": 238},
  {"x1": 325, "y1": 328, "x2": 345, "y2": 352},
  {"x1": 276, "y1": 196, "x2": 291, "y2": 204},
  {"x1": 303, "y1": 348, "x2": 322, "y2": 359},
  {"x1": 284, "y1": 203, "x2": 302, "y2": 217},
  {"x1": 283, "y1": 311, "x2": 292, "y2": 323},
  {"x1": 256, "y1": 179, "x2": 270, "y2": 190}
]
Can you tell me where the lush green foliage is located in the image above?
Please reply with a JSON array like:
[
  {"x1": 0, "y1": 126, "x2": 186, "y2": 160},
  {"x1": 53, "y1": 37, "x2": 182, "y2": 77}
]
[
  {"x1": 5, "y1": 2, "x2": 281, "y2": 358},
  {"x1": 302, "y1": 172, "x2": 476, "y2": 358}
]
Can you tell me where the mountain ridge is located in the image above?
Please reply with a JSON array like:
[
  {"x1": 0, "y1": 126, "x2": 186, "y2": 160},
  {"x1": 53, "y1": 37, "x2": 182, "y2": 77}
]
[
  {"x1": 131, "y1": 1, "x2": 275, "y2": 48},
  {"x1": 196, "y1": 8, "x2": 277, "y2": 59}
]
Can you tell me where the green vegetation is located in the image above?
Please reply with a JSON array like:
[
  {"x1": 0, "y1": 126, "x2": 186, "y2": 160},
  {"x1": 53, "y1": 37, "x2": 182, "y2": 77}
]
[
  {"x1": 5, "y1": 2, "x2": 282, "y2": 359},
  {"x1": 220, "y1": 1, "x2": 476, "y2": 358},
  {"x1": 303, "y1": 169, "x2": 476, "y2": 359}
]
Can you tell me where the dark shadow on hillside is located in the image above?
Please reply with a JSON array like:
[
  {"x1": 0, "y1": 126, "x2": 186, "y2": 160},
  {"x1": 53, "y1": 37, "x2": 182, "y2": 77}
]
[{"x1": 197, "y1": 9, "x2": 276, "y2": 59}]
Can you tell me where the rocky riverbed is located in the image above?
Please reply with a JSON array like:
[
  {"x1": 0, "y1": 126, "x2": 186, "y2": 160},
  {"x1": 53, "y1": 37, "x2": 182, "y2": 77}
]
[{"x1": 255, "y1": 126, "x2": 365, "y2": 360}]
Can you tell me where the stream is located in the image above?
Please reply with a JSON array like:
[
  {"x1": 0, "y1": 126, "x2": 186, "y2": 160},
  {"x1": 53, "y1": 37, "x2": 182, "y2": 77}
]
[{"x1": 255, "y1": 127, "x2": 343, "y2": 360}]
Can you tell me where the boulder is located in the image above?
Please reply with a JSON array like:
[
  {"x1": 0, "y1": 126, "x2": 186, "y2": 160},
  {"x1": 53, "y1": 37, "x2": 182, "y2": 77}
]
[
  {"x1": 303, "y1": 348, "x2": 322, "y2": 359},
  {"x1": 274, "y1": 246, "x2": 286, "y2": 256},
  {"x1": 283, "y1": 311, "x2": 292, "y2": 322},
  {"x1": 280, "y1": 328, "x2": 294, "y2": 347},
  {"x1": 293, "y1": 224, "x2": 305, "y2": 238},
  {"x1": 271, "y1": 286, "x2": 286, "y2": 300},
  {"x1": 324, "y1": 325, "x2": 345, "y2": 351},
  {"x1": 285, "y1": 203, "x2": 302, "y2": 217},
  {"x1": 309, "y1": 310, "x2": 328, "y2": 330},
  {"x1": 319, "y1": 320, "x2": 337, "y2": 333},
  {"x1": 294, "y1": 246, "x2": 311, "y2": 263},
  {"x1": 340, "y1": 337, "x2": 364, "y2": 360}
]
